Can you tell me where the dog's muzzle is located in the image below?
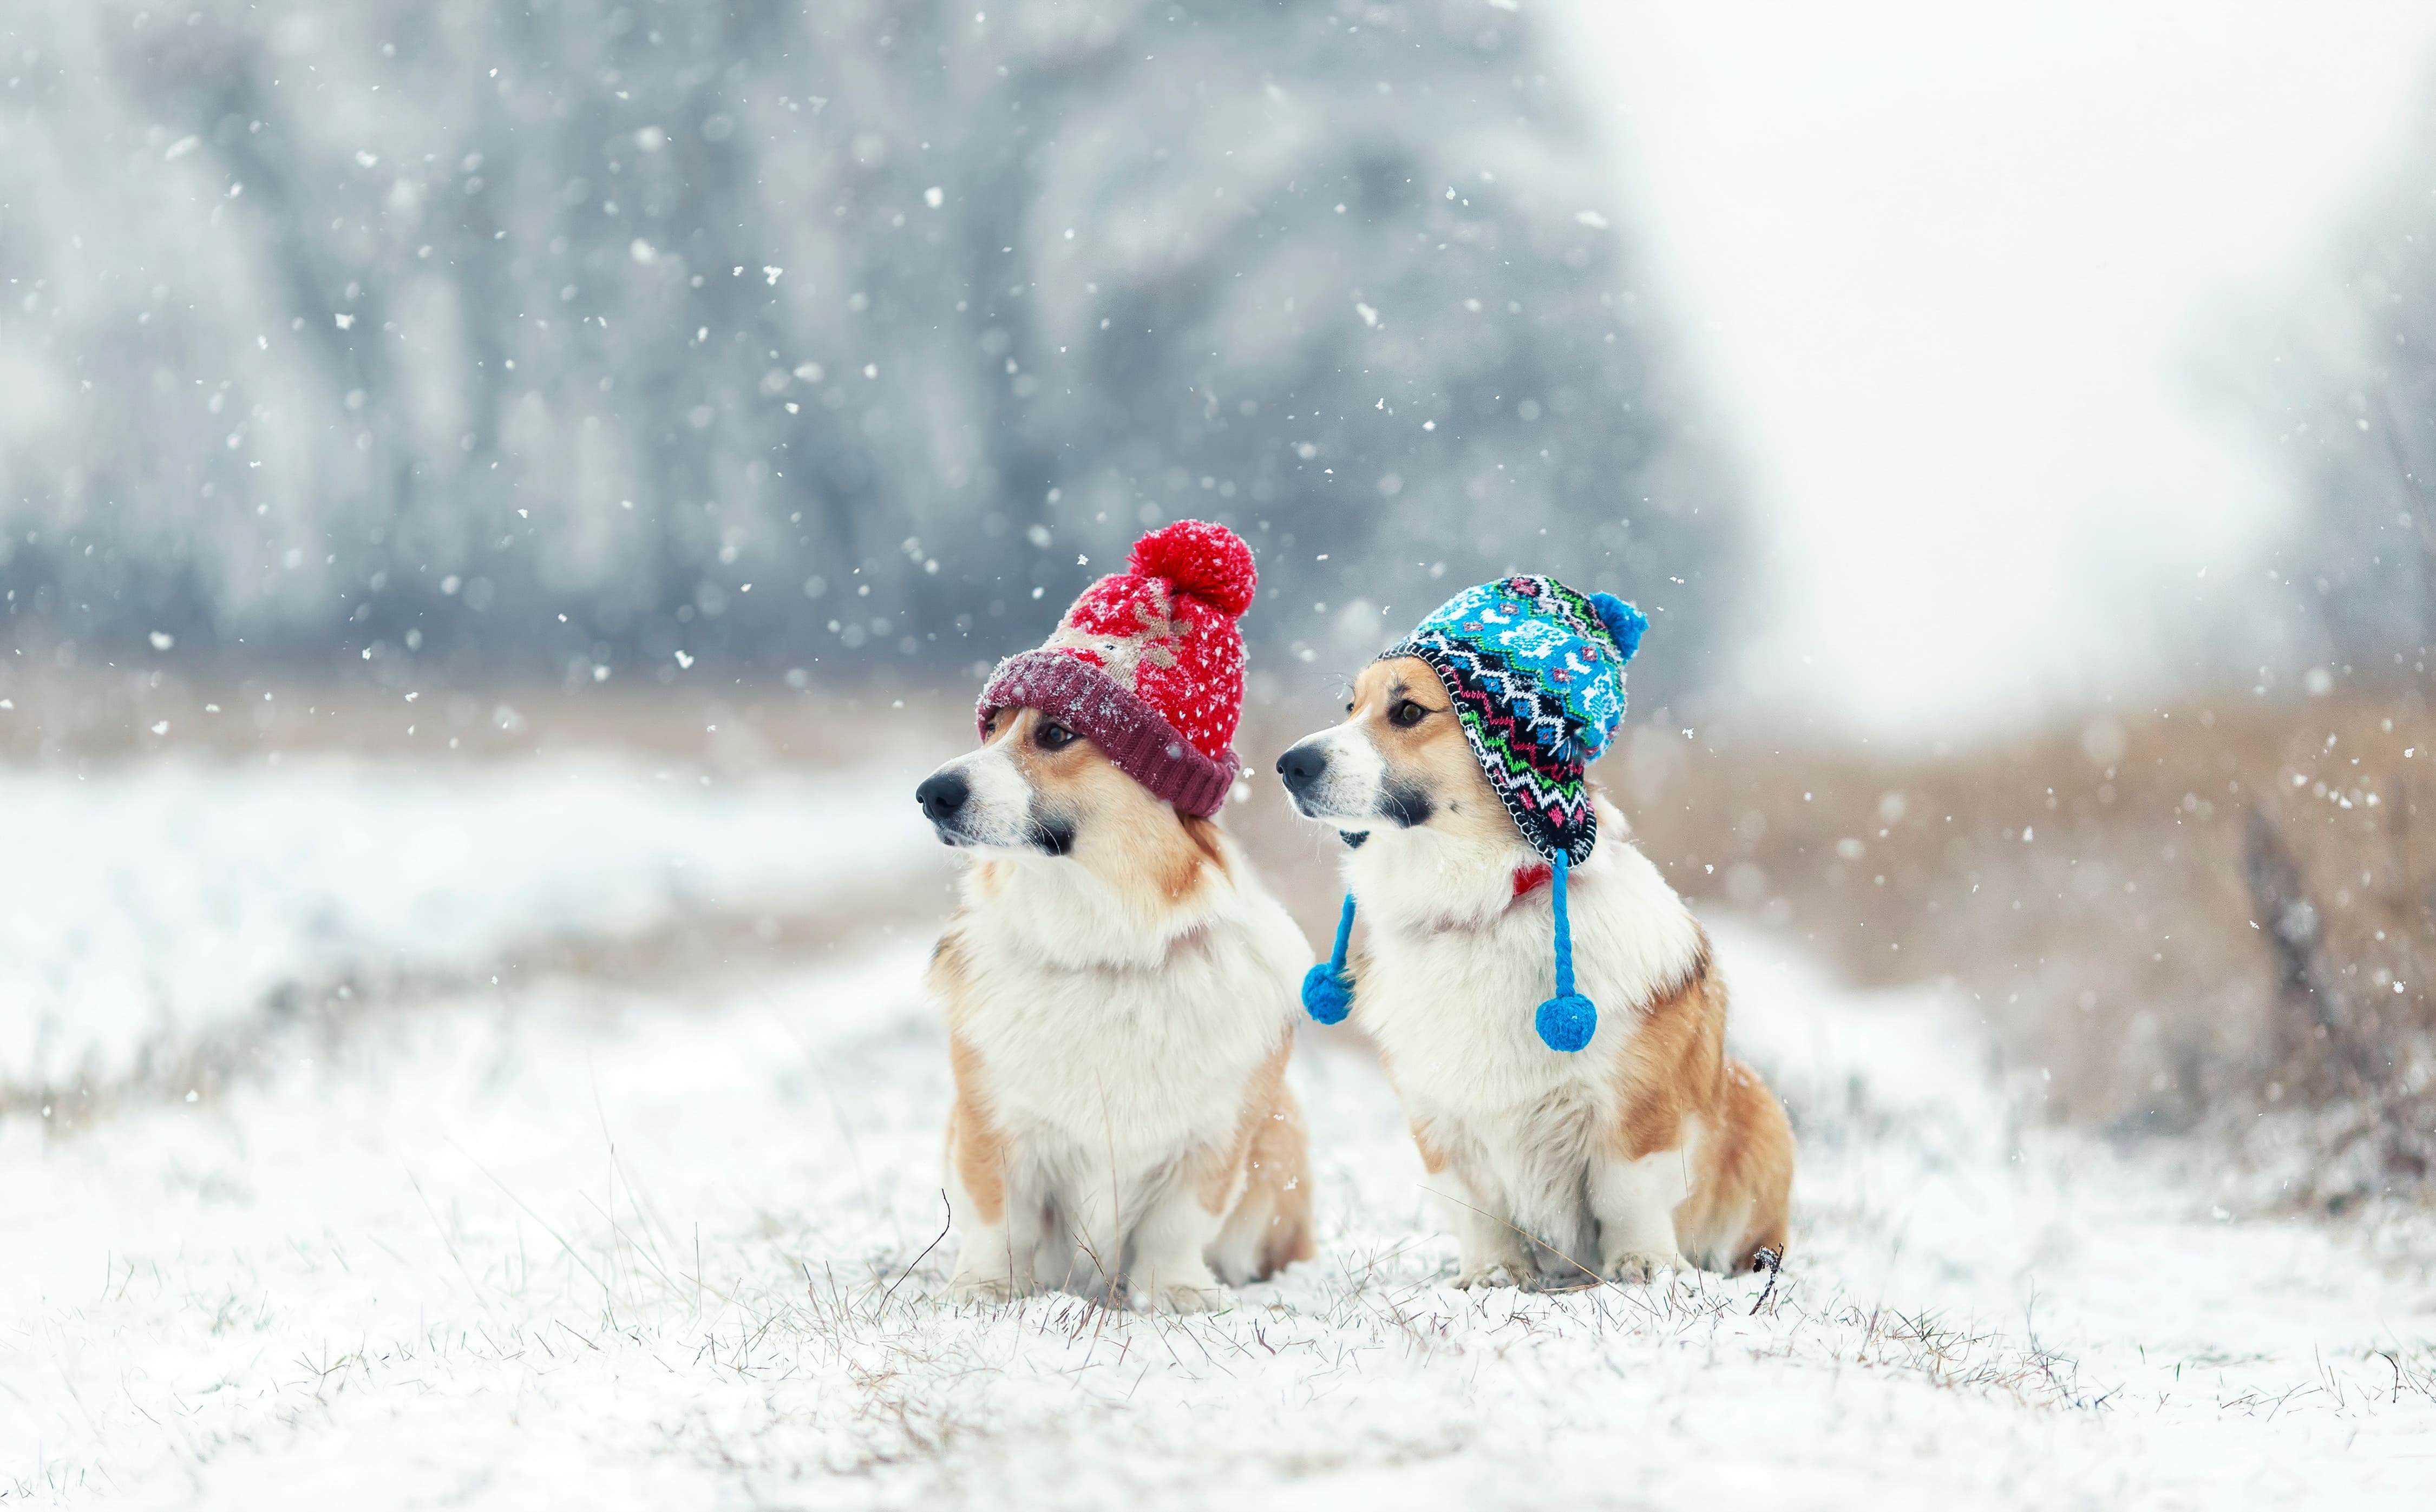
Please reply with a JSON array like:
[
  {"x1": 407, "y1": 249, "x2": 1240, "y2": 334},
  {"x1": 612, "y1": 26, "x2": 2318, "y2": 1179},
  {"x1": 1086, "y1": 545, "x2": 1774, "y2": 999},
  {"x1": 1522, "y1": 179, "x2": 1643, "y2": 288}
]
[
  {"x1": 1275, "y1": 741, "x2": 1330, "y2": 807},
  {"x1": 1276, "y1": 736, "x2": 1417, "y2": 830},
  {"x1": 915, "y1": 770, "x2": 988, "y2": 847},
  {"x1": 916, "y1": 771, "x2": 970, "y2": 825},
  {"x1": 915, "y1": 766, "x2": 1074, "y2": 855}
]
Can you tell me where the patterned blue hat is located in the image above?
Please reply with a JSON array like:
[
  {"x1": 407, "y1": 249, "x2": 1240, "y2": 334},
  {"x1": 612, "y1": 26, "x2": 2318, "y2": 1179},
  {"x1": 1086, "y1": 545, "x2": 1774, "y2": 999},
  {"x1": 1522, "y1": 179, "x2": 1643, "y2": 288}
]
[
  {"x1": 1385, "y1": 576, "x2": 1647, "y2": 865},
  {"x1": 1302, "y1": 575, "x2": 1649, "y2": 1055}
]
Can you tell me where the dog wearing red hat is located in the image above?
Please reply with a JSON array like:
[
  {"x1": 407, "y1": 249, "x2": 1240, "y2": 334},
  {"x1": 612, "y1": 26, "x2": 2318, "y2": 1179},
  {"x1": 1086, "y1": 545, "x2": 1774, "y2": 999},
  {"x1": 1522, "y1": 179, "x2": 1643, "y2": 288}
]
[{"x1": 914, "y1": 521, "x2": 1315, "y2": 1311}]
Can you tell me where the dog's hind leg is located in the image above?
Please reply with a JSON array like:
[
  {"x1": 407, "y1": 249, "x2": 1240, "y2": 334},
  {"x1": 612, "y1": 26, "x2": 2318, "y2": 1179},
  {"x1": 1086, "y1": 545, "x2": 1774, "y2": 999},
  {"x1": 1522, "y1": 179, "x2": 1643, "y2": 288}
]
[
  {"x1": 1433, "y1": 1165, "x2": 1533, "y2": 1289},
  {"x1": 1588, "y1": 1145, "x2": 1690, "y2": 1284},
  {"x1": 1042, "y1": 1164, "x2": 1130, "y2": 1303},
  {"x1": 1125, "y1": 1175, "x2": 1230, "y2": 1313},
  {"x1": 1672, "y1": 1060, "x2": 1795, "y2": 1274},
  {"x1": 940, "y1": 1106, "x2": 1040, "y2": 1304},
  {"x1": 1208, "y1": 1082, "x2": 1315, "y2": 1285},
  {"x1": 1028, "y1": 1196, "x2": 1076, "y2": 1293}
]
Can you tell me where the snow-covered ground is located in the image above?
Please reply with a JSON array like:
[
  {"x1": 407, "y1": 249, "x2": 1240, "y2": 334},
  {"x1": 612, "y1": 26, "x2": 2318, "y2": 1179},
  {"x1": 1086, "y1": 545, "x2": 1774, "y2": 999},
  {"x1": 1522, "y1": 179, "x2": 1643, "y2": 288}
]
[
  {"x1": 0, "y1": 755, "x2": 937, "y2": 1094},
  {"x1": 5, "y1": 831, "x2": 2430, "y2": 1510}
]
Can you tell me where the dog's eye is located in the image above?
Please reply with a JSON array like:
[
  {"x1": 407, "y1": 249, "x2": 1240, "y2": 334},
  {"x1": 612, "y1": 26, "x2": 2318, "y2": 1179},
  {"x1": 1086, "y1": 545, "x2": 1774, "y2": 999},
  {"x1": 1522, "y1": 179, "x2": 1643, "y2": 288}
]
[
  {"x1": 1389, "y1": 700, "x2": 1429, "y2": 728},
  {"x1": 981, "y1": 712, "x2": 999, "y2": 738},
  {"x1": 1036, "y1": 721, "x2": 1077, "y2": 751}
]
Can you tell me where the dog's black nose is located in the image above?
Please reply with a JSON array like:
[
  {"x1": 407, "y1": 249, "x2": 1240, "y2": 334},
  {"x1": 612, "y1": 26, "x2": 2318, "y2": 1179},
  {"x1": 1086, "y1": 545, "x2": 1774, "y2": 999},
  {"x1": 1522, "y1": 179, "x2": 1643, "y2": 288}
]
[
  {"x1": 1276, "y1": 742, "x2": 1328, "y2": 795},
  {"x1": 916, "y1": 772, "x2": 970, "y2": 823}
]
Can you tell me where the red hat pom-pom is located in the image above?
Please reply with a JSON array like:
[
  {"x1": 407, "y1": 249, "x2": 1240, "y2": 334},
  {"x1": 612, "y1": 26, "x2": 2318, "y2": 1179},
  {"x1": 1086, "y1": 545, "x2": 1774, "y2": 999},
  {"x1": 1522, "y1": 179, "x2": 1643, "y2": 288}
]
[{"x1": 1128, "y1": 520, "x2": 1257, "y2": 617}]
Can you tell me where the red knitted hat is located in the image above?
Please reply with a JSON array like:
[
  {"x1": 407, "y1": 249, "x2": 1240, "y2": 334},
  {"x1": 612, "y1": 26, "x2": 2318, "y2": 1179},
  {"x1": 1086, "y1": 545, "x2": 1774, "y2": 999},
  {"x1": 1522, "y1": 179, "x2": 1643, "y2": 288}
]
[{"x1": 976, "y1": 521, "x2": 1257, "y2": 817}]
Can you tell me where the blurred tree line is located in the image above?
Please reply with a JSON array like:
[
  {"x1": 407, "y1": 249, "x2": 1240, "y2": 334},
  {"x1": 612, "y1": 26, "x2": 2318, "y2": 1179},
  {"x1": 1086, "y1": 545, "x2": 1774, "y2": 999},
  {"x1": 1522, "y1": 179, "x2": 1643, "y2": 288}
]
[
  {"x1": 0, "y1": 0, "x2": 1742, "y2": 704},
  {"x1": 2273, "y1": 89, "x2": 2436, "y2": 687}
]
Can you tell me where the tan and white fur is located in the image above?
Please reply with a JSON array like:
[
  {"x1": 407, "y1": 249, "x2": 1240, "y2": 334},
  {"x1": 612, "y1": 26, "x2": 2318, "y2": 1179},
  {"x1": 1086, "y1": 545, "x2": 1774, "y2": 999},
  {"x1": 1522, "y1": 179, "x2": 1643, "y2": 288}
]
[
  {"x1": 917, "y1": 707, "x2": 1315, "y2": 1312},
  {"x1": 1278, "y1": 657, "x2": 1792, "y2": 1287}
]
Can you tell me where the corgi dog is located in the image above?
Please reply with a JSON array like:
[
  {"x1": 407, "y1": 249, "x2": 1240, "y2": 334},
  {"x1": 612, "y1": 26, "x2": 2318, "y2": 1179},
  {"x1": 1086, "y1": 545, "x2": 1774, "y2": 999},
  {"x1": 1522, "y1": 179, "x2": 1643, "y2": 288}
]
[
  {"x1": 1277, "y1": 654, "x2": 1792, "y2": 1287},
  {"x1": 916, "y1": 521, "x2": 1315, "y2": 1305},
  {"x1": 914, "y1": 708, "x2": 1315, "y2": 1312}
]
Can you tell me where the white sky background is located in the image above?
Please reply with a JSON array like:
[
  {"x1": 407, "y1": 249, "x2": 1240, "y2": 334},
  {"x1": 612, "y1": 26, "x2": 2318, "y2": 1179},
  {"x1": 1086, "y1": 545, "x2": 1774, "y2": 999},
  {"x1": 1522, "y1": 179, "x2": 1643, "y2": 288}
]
[{"x1": 1547, "y1": 1, "x2": 2436, "y2": 736}]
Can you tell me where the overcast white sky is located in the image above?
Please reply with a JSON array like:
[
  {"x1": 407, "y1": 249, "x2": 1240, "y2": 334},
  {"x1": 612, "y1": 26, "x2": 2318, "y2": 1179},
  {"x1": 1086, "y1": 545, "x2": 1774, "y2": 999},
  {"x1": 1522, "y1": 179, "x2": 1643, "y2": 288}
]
[{"x1": 1550, "y1": 1, "x2": 2436, "y2": 735}]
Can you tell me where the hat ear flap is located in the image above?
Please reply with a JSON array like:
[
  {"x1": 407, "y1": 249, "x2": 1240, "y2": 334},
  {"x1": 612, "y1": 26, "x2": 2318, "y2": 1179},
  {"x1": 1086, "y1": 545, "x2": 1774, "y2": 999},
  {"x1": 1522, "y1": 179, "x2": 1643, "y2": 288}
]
[{"x1": 1588, "y1": 593, "x2": 1646, "y2": 667}]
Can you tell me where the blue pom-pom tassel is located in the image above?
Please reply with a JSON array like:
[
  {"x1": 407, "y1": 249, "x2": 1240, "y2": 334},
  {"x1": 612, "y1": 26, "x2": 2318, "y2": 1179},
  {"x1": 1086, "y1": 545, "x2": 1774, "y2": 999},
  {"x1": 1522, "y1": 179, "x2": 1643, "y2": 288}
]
[
  {"x1": 1535, "y1": 991, "x2": 1597, "y2": 1052},
  {"x1": 1303, "y1": 892, "x2": 1358, "y2": 1025},
  {"x1": 1588, "y1": 592, "x2": 1647, "y2": 666},
  {"x1": 1303, "y1": 964, "x2": 1353, "y2": 1025},
  {"x1": 1535, "y1": 851, "x2": 1597, "y2": 1051}
]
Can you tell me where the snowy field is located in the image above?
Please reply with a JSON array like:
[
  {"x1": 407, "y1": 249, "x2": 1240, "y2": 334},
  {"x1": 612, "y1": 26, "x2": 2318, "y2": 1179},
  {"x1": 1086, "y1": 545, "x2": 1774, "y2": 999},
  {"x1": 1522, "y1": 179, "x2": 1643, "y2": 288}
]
[
  {"x1": 5, "y1": 768, "x2": 2434, "y2": 1508},
  {"x1": 0, "y1": 754, "x2": 937, "y2": 1095}
]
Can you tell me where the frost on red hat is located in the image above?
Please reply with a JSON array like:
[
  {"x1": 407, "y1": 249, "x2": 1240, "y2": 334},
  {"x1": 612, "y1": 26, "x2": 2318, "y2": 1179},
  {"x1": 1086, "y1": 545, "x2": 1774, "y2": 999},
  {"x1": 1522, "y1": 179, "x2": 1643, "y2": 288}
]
[{"x1": 977, "y1": 520, "x2": 1258, "y2": 818}]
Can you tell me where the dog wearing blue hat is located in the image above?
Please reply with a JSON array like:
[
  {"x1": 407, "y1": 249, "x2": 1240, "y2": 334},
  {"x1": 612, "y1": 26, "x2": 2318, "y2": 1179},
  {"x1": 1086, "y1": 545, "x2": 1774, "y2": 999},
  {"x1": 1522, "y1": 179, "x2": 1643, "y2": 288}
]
[{"x1": 1276, "y1": 576, "x2": 1792, "y2": 1286}]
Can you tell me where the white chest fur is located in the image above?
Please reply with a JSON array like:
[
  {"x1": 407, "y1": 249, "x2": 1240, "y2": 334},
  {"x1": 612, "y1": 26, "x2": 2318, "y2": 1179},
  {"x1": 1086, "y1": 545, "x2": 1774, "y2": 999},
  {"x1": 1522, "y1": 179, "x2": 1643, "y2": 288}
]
[
  {"x1": 945, "y1": 852, "x2": 1305, "y2": 1164},
  {"x1": 1344, "y1": 801, "x2": 1705, "y2": 1258},
  {"x1": 957, "y1": 922, "x2": 1291, "y2": 1162},
  {"x1": 1347, "y1": 805, "x2": 1699, "y2": 1094}
]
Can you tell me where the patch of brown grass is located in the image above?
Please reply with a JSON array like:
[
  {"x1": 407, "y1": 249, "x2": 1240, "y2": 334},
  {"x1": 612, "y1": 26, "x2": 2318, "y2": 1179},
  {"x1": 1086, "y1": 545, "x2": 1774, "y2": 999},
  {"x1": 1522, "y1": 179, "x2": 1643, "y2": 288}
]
[{"x1": 1603, "y1": 692, "x2": 2436, "y2": 1204}]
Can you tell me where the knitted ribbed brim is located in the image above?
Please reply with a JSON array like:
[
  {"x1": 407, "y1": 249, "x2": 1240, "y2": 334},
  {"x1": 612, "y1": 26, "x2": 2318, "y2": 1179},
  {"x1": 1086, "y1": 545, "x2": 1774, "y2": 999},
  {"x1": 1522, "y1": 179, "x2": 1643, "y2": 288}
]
[{"x1": 977, "y1": 648, "x2": 1239, "y2": 818}]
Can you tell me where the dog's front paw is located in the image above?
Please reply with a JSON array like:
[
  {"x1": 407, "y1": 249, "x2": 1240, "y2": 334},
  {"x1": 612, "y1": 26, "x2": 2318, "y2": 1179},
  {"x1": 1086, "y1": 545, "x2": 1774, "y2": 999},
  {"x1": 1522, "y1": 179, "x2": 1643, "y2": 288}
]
[
  {"x1": 1603, "y1": 1250, "x2": 1680, "y2": 1285},
  {"x1": 1453, "y1": 1260, "x2": 1528, "y2": 1290},
  {"x1": 940, "y1": 1273, "x2": 1031, "y2": 1306},
  {"x1": 1135, "y1": 1283, "x2": 1229, "y2": 1315}
]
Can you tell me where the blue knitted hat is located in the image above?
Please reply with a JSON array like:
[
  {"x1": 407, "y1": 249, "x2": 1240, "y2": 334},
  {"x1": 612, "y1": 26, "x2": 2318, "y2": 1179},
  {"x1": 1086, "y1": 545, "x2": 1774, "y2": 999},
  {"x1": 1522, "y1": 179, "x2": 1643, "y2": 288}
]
[
  {"x1": 1304, "y1": 575, "x2": 1648, "y2": 1053},
  {"x1": 1390, "y1": 576, "x2": 1646, "y2": 865}
]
